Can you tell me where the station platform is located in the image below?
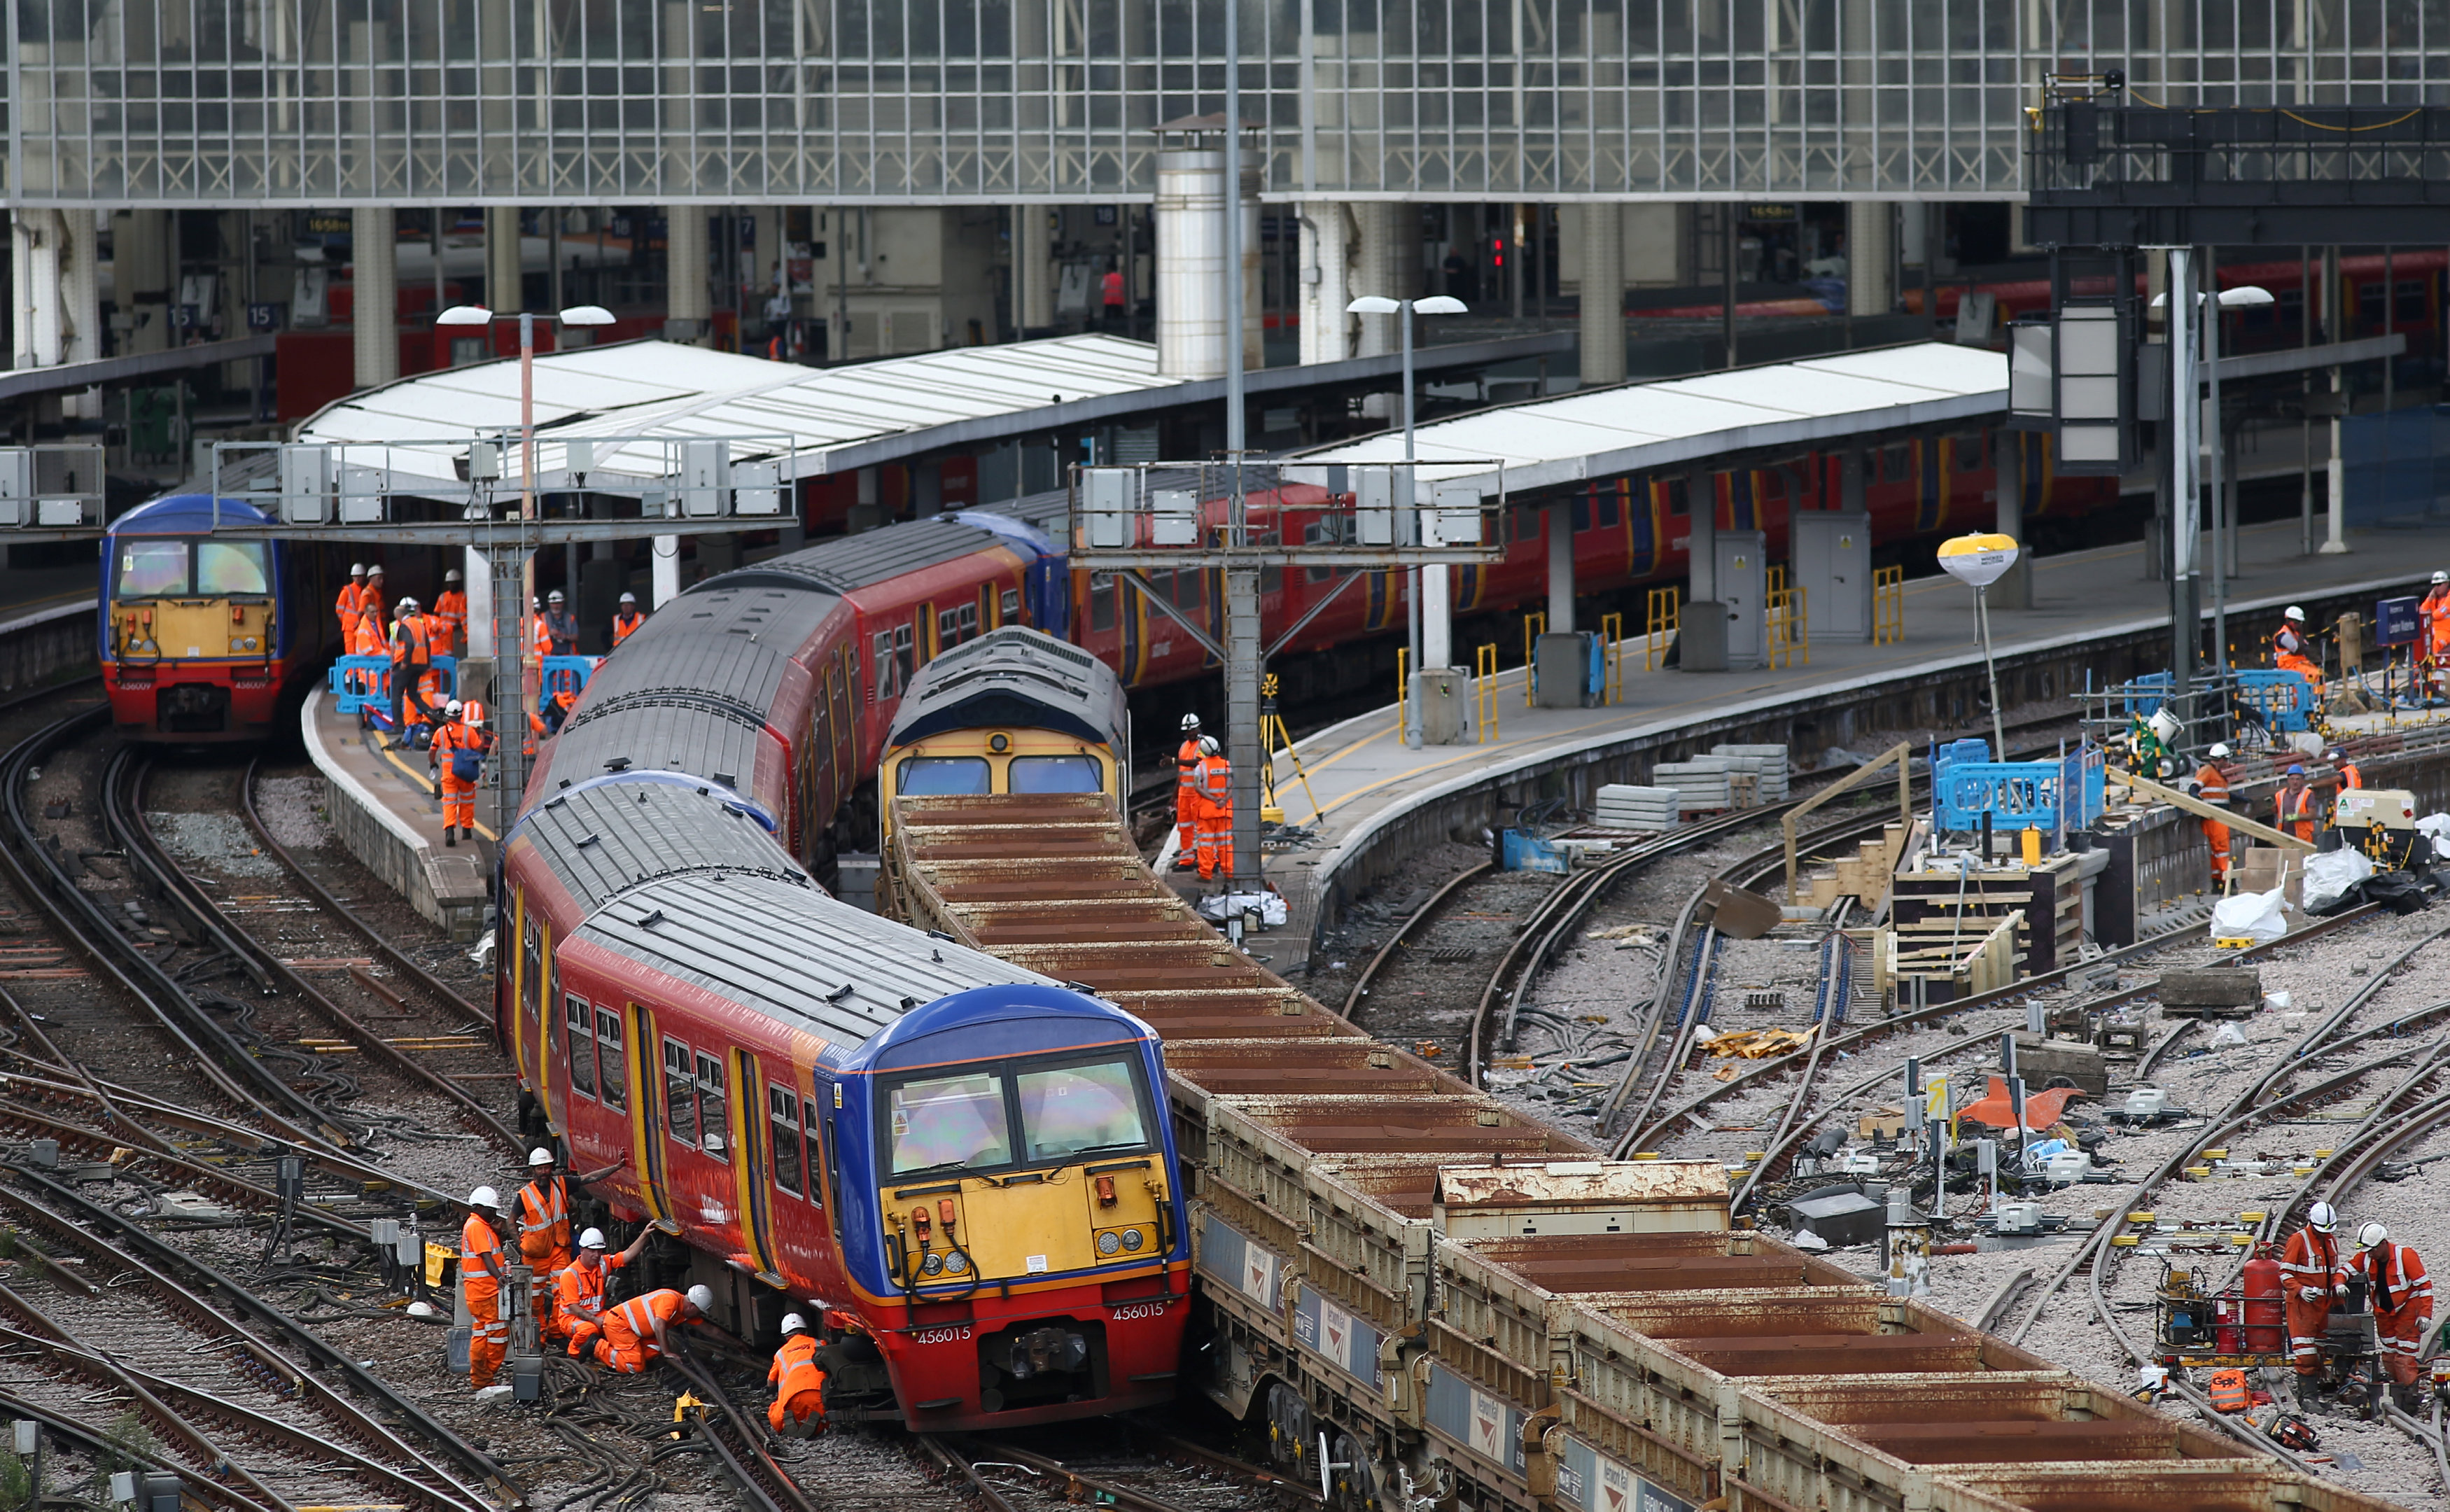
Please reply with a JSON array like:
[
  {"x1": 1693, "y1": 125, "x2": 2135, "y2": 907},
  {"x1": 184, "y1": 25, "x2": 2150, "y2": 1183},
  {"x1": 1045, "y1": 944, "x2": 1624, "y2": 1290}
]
[
  {"x1": 1223, "y1": 516, "x2": 2450, "y2": 964},
  {"x1": 300, "y1": 687, "x2": 491, "y2": 941}
]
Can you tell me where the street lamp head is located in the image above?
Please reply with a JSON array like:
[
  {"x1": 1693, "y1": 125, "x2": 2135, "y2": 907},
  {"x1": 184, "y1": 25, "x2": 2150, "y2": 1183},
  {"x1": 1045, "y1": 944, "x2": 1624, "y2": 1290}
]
[
  {"x1": 557, "y1": 304, "x2": 617, "y2": 326},
  {"x1": 436, "y1": 304, "x2": 494, "y2": 326},
  {"x1": 1414, "y1": 295, "x2": 1469, "y2": 316},
  {"x1": 2216, "y1": 286, "x2": 2275, "y2": 308},
  {"x1": 1344, "y1": 295, "x2": 1401, "y2": 316}
]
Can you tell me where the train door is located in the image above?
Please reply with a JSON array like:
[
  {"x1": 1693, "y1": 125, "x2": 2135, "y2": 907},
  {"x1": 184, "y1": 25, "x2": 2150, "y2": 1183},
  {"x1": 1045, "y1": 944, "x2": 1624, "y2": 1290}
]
[
  {"x1": 633, "y1": 1004, "x2": 676, "y2": 1226},
  {"x1": 732, "y1": 1049, "x2": 783, "y2": 1279}
]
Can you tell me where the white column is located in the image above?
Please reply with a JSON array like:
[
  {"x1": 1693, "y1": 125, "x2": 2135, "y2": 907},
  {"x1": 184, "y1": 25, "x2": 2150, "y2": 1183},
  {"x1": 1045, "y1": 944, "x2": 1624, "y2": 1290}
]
[
  {"x1": 1234, "y1": 165, "x2": 1263, "y2": 374},
  {"x1": 62, "y1": 210, "x2": 100, "y2": 363},
  {"x1": 1546, "y1": 501, "x2": 1575, "y2": 632},
  {"x1": 666, "y1": 206, "x2": 710, "y2": 342},
  {"x1": 1579, "y1": 202, "x2": 1623, "y2": 386},
  {"x1": 1993, "y1": 433, "x2": 2029, "y2": 609},
  {"x1": 1847, "y1": 200, "x2": 1893, "y2": 316},
  {"x1": 2320, "y1": 247, "x2": 2348, "y2": 554},
  {"x1": 10, "y1": 211, "x2": 64, "y2": 369},
  {"x1": 352, "y1": 206, "x2": 400, "y2": 388},
  {"x1": 1297, "y1": 203, "x2": 1352, "y2": 365},
  {"x1": 1154, "y1": 150, "x2": 1225, "y2": 378},
  {"x1": 1422, "y1": 550, "x2": 1453, "y2": 671},
  {"x1": 652, "y1": 535, "x2": 682, "y2": 606},
  {"x1": 1352, "y1": 201, "x2": 1400, "y2": 357},
  {"x1": 465, "y1": 547, "x2": 495, "y2": 657},
  {"x1": 1017, "y1": 207, "x2": 1054, "y2": 334},
  {"x1": 486, "y1": 205, "x2": 522, "y2": 314}
]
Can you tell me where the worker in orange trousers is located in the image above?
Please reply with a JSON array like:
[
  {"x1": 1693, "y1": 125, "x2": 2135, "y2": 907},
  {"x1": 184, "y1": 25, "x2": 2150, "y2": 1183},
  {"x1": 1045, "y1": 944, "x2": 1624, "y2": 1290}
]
[
  {"x1": 2281, "y1": 1201, "x2": 2350, "y2": 1409},
  {"x1": 553, "y1": 1226, "x2": 649, "y2": 1358},
  {"x1": 593, "y1": 1284, "x2": 713, "y2": 1374},
  {"x1": 767, "y1": 1312, "x2": 828, "y2": 1434},
  {"x1": 2351, "y1": 1222, "x2": 2434, "y2": 1405},
  {"x1": 461, "y1": 1186, "x2": 511, "y2": 1390}
]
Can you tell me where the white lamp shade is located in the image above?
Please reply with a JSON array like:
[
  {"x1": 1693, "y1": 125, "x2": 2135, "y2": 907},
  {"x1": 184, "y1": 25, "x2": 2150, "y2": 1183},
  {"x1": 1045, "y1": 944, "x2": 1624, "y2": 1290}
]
[
  {"x1": 1414, "y1": 295, "x2": 1468, "y2": 315},
  {"x1": 436, "y1": 304, "x2": 494, "y2": 326},
  {"x1": 558, "y1": 304, "x2": 617, "y2": 326},
  {"x1": 1345, "y1": 295, "x2": 1401, "y2": 315},
  {"x1": 1938, "y1": 531, "x2": 2022, "y2": 589}
]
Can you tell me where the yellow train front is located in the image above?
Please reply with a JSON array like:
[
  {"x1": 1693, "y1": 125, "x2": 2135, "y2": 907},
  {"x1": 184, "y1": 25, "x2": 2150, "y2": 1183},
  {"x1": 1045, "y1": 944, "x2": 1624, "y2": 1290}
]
[
  {"x1": 102, "y1": 493, "x2": 329, "y2": 739},
  {"x1": 878, "y1": 626, "x2": 1128, "y2": 830}
]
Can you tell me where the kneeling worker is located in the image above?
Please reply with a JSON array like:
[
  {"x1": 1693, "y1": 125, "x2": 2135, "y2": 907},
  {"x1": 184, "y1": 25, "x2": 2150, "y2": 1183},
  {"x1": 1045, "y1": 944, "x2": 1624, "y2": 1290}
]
[
  {"x1": 767, "y1": 1312, "x2": 828, "y2": 1434},
  {"x1": 593, "y1": 1283, "x2": 713, "y2": 1373},
  {"x1": 553, "y1": 1226, "x2": 650, "y2": 1359}
]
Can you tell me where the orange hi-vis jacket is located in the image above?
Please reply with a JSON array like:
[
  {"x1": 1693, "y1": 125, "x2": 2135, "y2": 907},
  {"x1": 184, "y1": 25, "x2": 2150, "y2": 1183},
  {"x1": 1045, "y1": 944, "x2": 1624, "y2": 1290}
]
[
  {"x1": 612, "y1": 608, "x2": 645, "y2": 646},
  {"x1": 767, "y1": 1332, "x2": 827, "y2": 1429},
  {"x1": 434, "y1": 589, "x2": 468, "y2": 651},
  {"x1": 516, "y1": 1175, "x2": 571, "y2": 1267}
]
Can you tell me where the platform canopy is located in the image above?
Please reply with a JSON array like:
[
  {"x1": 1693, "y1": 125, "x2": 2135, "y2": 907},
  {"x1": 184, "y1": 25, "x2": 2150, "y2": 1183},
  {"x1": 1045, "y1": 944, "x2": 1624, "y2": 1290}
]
[{"x1": 1289, "y1": 341, "x2": 2008, "y2": 498}]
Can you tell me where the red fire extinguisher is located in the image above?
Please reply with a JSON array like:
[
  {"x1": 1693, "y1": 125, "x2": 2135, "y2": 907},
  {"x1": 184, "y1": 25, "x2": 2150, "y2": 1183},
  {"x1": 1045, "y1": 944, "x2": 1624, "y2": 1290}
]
[{"x1": 2244, "y1": 1242, "x2": 2286, "y2": 1354}]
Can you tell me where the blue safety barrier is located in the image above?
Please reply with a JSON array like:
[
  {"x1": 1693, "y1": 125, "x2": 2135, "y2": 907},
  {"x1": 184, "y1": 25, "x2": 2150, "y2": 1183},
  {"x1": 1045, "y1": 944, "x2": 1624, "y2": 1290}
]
[
  {"x1": 2110, "y1": 671, "x2": 2173, "y2": 718},
  {"x1": 328, "y1": 654, "x2": 458, "y2": 717},
  {"x1": 1501, "y1": 830, "x2": 1570, "y2": 874},
  {"x1": 540, "y1": 655, "x2": 598, "y2": 703},
  {"x1": 2234, "y1": 668, "x2": 2316, "y2": 734},
  {"x1": 1934, "y1": 746, "x2": 2106, "y2": 834}
]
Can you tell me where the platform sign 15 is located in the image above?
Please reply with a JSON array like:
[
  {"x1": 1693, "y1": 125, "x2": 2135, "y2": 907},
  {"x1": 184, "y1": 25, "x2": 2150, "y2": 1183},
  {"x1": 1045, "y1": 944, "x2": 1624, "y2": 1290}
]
[{"x1": 2377, "y1": 596, "x2": 2421, "y2": 647}]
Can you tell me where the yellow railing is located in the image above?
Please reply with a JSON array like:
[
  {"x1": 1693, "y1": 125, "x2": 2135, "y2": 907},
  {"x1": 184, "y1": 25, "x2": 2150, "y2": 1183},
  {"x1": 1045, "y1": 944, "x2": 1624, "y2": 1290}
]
[
  {"x1": 1396, "y1": 646, "x2": 1408, "y2": 708},
  {"x1": 1767, "y1": 584, "x2": 1809, "y2": 669},
  {"x1": 1599, "y1": 611, "x2": 1625, "y2": 704},
  {"x1": 1475, "y1": 643, "x2": 1500, "y2": 742},
  {"x1": 1873, "y1": 565, "x2": 1905, "y2": 645},
  {"x1": 1521, "y1": 610, "x2": 1546, "y2": 706},
  {"x1": 1644, "y1": 586, "x2": 1681, "y2": 670},
  {"x1": 1767, "y1": 564, "x2": 1787, "y2": 599}
]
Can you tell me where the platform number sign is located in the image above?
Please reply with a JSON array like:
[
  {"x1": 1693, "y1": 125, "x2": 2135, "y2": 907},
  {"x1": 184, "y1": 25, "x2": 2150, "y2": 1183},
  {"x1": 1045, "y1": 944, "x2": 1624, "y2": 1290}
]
[{"x1": 2377, "y1": 596, "x2": 2421, "y2": 648}]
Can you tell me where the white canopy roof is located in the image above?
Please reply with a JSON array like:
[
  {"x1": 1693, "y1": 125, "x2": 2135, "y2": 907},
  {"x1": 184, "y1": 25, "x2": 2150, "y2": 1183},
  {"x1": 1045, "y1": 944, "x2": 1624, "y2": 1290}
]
[
  {"x1": 295, "y1": 334, "x2": 1184, "y2": 486},
  {"x1": 1290, "y1": 342, "x2": 2008, "y2": 497}
]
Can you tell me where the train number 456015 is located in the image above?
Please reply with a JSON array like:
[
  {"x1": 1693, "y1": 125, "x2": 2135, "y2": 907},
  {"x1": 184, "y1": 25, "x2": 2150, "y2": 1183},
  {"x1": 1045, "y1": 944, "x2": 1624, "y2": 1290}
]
[
  {"x1": 913, "y1": 1324, "x2": 974, "y2": 1345},
  {"x1": 1110, "y1": 1301, "x2": 1170, "y2": 1322}
]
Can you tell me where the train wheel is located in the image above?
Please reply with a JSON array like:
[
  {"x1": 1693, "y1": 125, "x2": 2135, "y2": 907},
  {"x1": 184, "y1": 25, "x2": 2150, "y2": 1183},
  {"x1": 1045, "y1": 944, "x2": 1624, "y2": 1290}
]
[
  {"x1": 1264, "y1": 1383, "x2": 1306, "y2": 1471},
  {"x1": 1323, "y1": 1430, "x2": 1371, "y2": 1508}
]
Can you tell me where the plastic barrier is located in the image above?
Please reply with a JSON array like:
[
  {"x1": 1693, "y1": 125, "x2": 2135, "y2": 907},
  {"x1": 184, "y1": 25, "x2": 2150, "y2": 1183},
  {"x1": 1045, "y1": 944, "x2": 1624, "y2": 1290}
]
[
  {"x1": 540, "y1": 656, "x2": 598, "y2": 704},
  {"x1": 328, "y1": 654, "x2": 458, "y2": 717},
  {"x1": 2233, "y1": 668, "x2": 2316, "y2": 734},
  {"x1": 1934, "y1": 746, "x2": 2106, "y2": 833}
]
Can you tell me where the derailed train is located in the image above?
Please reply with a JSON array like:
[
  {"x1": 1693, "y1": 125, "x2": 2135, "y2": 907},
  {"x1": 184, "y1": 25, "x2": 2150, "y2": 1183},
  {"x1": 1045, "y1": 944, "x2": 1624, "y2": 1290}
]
[{"x1": 874, "y1": 629, "x2": 2398, "y2": 1512}]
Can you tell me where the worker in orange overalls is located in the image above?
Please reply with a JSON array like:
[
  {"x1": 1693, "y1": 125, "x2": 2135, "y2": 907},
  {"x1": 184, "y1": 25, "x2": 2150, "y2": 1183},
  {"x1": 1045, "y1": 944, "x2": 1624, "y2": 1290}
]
[
  {"x1": 428, "y1": 701, "x2": 489, "y2": 846},
  {"x1": 434, "y1": 568, "x2": 468, "y2": 657},
  {"x1": 360, "y1": 566, "x2": 388, "y2": 639},
  {"x1": 335, "y1": 563, "x2": 368, "y2": 643},
  {"x1": 2191, "y1": 741, "x2": 2234, "y2": 888},
  {"x1": 554, "y1": 1226, "x2": 648, "y2": 1358},
  {"x1": 461, "y1": 1185, "x2": 511, "y2": 1391},
  {"x1": 611, "y1": 592, "x2": 645, "y2": 648},
  {"x1": 2272, "y1": 605, "x2": 2324, "y2": 695},
  {"x1": 767, "y1": 1312, "x2": 828, "y2": 1434},
  {"x1": 512, "y1": 1147, "x2": 573, "y2": 1332},
  {"x1": 2351, "y1": 1222, "x2": 2435, "y2": 1408},
  {"x1": 592, "y1": 1284, "x2": 713, "y2": 1374},
  {"x1": 1172, "y1": 713, "x2": 1203, "y2": 867},
  {"x1": 2275, "y1": 764, "x2": 2320, "y2": 844},
  {"x1": 2281, "y1": 1200, "x2": 2350, "y2": 1409},
  {"x1": 2421, "y1": 573, "x2": 2450, "y2": 680},
  {"x1": 1193, "y1": 735, "x2": 1233, "y2": 883}
]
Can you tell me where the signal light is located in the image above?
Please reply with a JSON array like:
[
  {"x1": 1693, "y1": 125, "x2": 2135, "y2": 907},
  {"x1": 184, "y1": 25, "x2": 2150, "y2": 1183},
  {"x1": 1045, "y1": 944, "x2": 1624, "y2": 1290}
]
[
  {"x1": 938, "y1": 1198, "x2": 957, "y2": 1228},
  {"x1": 911, "y1": 1205, "x2": 932, "y2": 1242},
  {"x1": 1095, "y1": 1175, "x2": 1117, "y2": 1207}
]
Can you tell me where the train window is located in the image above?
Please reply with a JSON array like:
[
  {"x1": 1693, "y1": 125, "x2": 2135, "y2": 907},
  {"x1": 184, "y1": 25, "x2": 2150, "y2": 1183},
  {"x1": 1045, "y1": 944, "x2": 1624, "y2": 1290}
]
[
  {"x1": 885, "y1": 1069, "x2": 1014, "y2": 1175},
  {"x1": 2399, "y1": 280, "x2": 2427, "y2": 325},
  {"x1": 1172, "y1": 569, "x2": 1203, "y2": 611},
  {"x1": 696, "y1": 1053, "x2": 729, "y2": 1160},
  {"x1": 1596, "y1": 492, "x2": 1620, "y2": 528},
  {"x1": 595, "y1": 1009, "x2": 626, "y2": 1111},
  {"x1": 1954, "y1": 434, "x2": 1984, "y2": 472},
  {"x1": 1572, "y1": 496, "x2": 1591, "y2": 533},
  {"x1": 1882, "y1": 444, "x2": 1911, "y2": 482},
  {"x1": 663, "y1": 1038, "x2": 696, "y2": 1147},
  {"x1": 114, "y1": 541, "x2": 190, "y2": 598},
  {"x1": 1017, "y1": 1057, "x2": 1150, "y2": 1162},
  {"x1": 769, "y1": 1085, "x2": 806, "y2": 1196},
  {"x1": 1664, "y1": 477, "x2": 1688, "y2": 518},
  {"x1": 871, "y1": 626, "x2": 914, "y2": 701},
  {"x1": 898, "y1": 756, "x2": 990, "y2": 795},
  {"x1": 565, "y1": 995, "x2": 596, "y2": 1098},
  {"x1": 1000, "y1": 587, "x2": 1022, "y2": 624},
  {"x1": 937, "y1": 602, "x2": 979, "y2": 647},
  {"x1": 1009, "y1": 755, "x2": 1102, "y2": 794},
  {"x1": 1088, "y1": 574, "x2": 1116, "y2": 631},
  {"x1": 195, "y1": 541, "x2": 270, "y2": 596}
]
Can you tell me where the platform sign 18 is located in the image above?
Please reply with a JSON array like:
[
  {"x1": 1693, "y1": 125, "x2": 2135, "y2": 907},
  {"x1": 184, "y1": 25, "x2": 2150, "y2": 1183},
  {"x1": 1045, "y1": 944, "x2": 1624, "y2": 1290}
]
[{"x1": 2377, "y1": 596, "x2": 2421, "y2": 647}]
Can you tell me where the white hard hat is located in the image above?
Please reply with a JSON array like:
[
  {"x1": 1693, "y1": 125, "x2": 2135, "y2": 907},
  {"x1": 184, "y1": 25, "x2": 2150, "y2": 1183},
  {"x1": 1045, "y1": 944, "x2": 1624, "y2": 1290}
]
[
  {"x1": 2358, "y1": 1221, "x2": 2388, "y2": 1250},
  {"x1": 468, "y1": 1184, "x2": 500, "y2": 1208},
  {"x1": 1180, "y1": 713, "x2": 1200, "y2": 730},
  {"x1": 368, "y1": 564, "x2": 384, "y2": 576},
  {"x1": 397, "y1": 596, "x2": 419, "y2": 611},
  {"x1": 780, "y1": 1312, "x2": 808, "y2": 1334},
  {"x1": 578, "y1": 1227, "x2": 608, "y2": 1250},
  {"x1": 2284, "y1": 603, "x2": 2306, "y2": 620},
  {"x1": 685, "y1": 1284, "x2": 714, "y2": 1312},
  {"x1": 528, "y1": 1147, "x2": 554, "y2": 1166},
  {"x1": 1200, "y1": 735, "x2": 1219, "y2": 755},
  {"x1": 444, "y1": 699, "x2": 465, "y2": 720},
  {"x1": 2306, "y1": 1200, "x2": 2337, "y2": 1234},
  {"x1": 2434, "y1": 571, "x2": 2446, "y2": 585},
  {"x1": 349, "y1": 562, "x2": 366, "y2": 575},
  {"x1": 445, "y1": 568, "x2": 463, "y2": 583},
  {"x1": 548, "y1": 589, "x2": 566, "y2": 603},
  {"x1": 620, "y1": 592, "x2": 636, "y2": 604},
  {"x1": 2208, "y1": 742, "x2": 2231, "y2": 759}
]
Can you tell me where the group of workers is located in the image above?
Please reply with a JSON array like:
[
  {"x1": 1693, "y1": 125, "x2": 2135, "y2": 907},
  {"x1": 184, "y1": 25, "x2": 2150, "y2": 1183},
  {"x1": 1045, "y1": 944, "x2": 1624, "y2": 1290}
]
[
  {"x1": 1170, "y1": 713, "x2": 1235, "y2": 882},
  {"x1": 2188, "y1": 740, "x2": 2360, "y2": 886},
  {"x1": 2282, "y1": 1202, "x2": 2435, "y2": 1410},
  {"x1": 458, "y1": 1151, "x2": 827, "y2": 1432}
]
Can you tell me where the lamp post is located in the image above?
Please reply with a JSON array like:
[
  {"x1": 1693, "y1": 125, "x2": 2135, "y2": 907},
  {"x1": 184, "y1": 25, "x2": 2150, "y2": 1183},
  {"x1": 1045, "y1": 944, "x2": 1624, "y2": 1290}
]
[
  {"x1": 2149, "y1": 280, "x2": 2272, "y2": 685},
  {"x1": 434, "y1": 302, "x2": 617, "y2": 708},
  {"x1": 1937, "y1": 532, "x2": 2022, "y2": 760},
  {"x1": 1346, "y1": 293, "x2": 1466, "y2": 744}
]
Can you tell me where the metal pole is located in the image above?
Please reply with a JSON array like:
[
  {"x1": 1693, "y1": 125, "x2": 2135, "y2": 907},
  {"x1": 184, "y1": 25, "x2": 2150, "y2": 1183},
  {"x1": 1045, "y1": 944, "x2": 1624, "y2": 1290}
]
[
  {"x1": 2206, "y1": 258, "x2": 2227, "y2": 682},
  {"x1": 1977, "y1": 585, "x2": 2005, "y2": 758},
  {"x1": 2321, "y1": 245, "x2": 2348, "y2": 554},
  {"x1": 1223, "y1": 0, "x2": 1260, "y2": 891},
  {"x1": 2168, "y1": 248, "x2": 2198, "y2": 688},
  {"x1": 1403, "y1": 301, "x2": 1423, "y2": 747}
]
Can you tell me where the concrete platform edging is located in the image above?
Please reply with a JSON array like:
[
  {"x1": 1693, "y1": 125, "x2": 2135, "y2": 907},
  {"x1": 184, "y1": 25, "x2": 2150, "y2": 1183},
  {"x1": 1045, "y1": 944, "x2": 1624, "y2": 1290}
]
[
  {"x1": 300, "y1": 689, "x2": 489, "y2": 941},
  {"x1": 0, "y1": 598, "x2": 98, "y2": 692}
]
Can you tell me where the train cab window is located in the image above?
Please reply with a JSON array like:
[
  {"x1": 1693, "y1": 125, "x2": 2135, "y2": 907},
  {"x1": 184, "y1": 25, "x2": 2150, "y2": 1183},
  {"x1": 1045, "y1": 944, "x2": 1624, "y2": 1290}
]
[
  {"x1": 1016, "y1": 1057, "x2": 1152, "y2": 1162},
  {"x1": 116, "y1": 541, "x2": 190, "y2": 598},
  {"x1": 886, "y1": 1069, "x2": 1014, "y2": 1175},
  {"x1": 663, "y1": 1038, "x2": 696, "y2": 1147},
  {"x1": 897, "y1": 756, "x2": 991, "y2": 795},
  {"x1": 696, "y1": 1053, "x2": 729, "y2": 1160},
  {"x1": 1000, "y1": 587, "x2": 1022, "y2": 624},
  {"x1": 1009, "y1": 755, "x2": 1102, "y2": 794},
  {"x1": 195, "y1": 541, "x2": 270, "y2": 596},
  {"x1": 769, "y1": 1085, "x2": 806, "y2": 1196},
  {"x1": 595, "y1": 1009, "x2": 626, "y2": 1111},
  {"x1": 565, "y1": 995, "x2": 596, "y2": 1098}
]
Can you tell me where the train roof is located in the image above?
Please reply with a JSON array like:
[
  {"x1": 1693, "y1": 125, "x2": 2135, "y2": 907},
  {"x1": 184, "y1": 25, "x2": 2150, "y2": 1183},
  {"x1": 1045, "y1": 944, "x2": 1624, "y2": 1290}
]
[
  {"x1": 544, "y1": 699, "x2": 768, "y2": 796},
  {"x1": 709, "y1": 515, "x2": 1016, "y2": 595},
  {"x1": 515, "y1": 776, "x2": 805, "y2": 919},
  {"x1": 570, "y1": 871, "x2": 1049, "y2": 1049},
  {"x1": 566, "y1": 580, "x2": 837, "y2": 734},
  {"x1": 109, "y1": 494, "x2": 276, "y2": 533},
  {"x1": 846, "y1": 982, "x2": 1158, "y2": 1074},
  {"x1": 887, "y1": 626, "x2": 1127, "y2": 750}
]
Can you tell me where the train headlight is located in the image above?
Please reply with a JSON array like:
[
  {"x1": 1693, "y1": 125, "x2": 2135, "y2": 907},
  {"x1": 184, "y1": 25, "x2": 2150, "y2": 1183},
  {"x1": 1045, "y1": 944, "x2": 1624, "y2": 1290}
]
[
  {"x1": 943, "y1": 1250, "x2": 969, "y2": 1275},
  {"x1": 1096, "y1": 1230, "x2": 1123, "y2": 1256},
  {"x1": 1122, "y1": 1227, "x2": 1144, "y2": 1252},
  {"x1": 922, "y1": 1252, "x2": 945, "y2": 1276}
]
